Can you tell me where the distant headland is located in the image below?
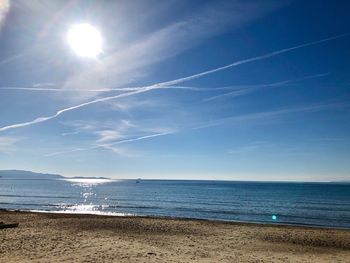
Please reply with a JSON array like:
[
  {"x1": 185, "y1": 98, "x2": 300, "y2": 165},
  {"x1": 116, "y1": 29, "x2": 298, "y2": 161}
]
[{"x1": 0, "y1": 170, "x2": 110, "y2": 180}]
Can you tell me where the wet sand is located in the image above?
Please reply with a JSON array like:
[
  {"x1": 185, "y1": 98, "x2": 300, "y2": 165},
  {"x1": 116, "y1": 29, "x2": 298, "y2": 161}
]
[{"x1": 0, "y1": 211, "x2": 349, "y2": 262}]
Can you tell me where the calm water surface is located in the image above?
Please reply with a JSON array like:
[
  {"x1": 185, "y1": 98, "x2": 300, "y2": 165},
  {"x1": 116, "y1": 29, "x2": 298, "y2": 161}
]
[{"x1": 1, "y1": 178, "x2": 349, "y2": 228}]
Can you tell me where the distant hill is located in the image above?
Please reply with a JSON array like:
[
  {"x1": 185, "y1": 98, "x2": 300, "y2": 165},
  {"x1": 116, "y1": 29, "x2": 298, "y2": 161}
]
[
  {"x1": 0, "y1": 170, "x2": 63, "y2": 179},
  {"x1": 0, "y1": 170, "x2": 111, "y2": 180}
]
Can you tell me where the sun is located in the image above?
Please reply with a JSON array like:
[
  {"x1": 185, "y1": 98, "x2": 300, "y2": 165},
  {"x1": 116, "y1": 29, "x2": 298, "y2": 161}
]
[{"x1": 67, "y1": 23, "x2": 102, "y2": 58}]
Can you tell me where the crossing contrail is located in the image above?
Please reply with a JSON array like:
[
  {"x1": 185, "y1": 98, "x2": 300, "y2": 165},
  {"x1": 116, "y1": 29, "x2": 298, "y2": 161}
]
[{"x1": 0, "y1": 32, "x2": 348, "y2": 133}]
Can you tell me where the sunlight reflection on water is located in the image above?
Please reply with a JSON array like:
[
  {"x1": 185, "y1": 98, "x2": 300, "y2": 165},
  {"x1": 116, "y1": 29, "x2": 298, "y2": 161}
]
[
  {"x1": 30, "y1": 209, "x2": 133, "y2": 216},
  {"x1": 59, "y1": 178, "x2": 115, "y2": 214},
  {"x1": 63, "y1": 178, "x2": 114, "y2": 187}
]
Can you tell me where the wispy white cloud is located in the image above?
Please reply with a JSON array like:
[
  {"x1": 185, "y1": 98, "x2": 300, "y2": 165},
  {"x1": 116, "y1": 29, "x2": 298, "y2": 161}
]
[
  {"x1": 0, "y1": 33, "x2": 348, "y2": 133},
  {"x1": 46, "y1": 101, "x2": 349, "y2": 157},
  {"x1": 95, "y1": 130, "x2": 124, "y2": 143},
  {"x1": 45, "y1": 130, "x2": 175, "y2": 157},
  {"x1": 62, "y1": 119, "x2": 136, "y2": 141},
  {"x1": 94, "y1": 120, "x2": 137, "y2": 143},
  {"x1": 51, "y1": 119, "x2": 173, "y2": 157},
  {"x1": 0, "y1": 136, "x2": 21, "y2": 154},
  {"x1": 0, "y1": 0, "x2": 9, "y2": 31}
]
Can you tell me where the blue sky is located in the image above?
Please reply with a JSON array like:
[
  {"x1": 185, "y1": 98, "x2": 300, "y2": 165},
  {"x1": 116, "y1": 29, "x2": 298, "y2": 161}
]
[{"x1": 0, "y1": 0, "x2": 349, "y2": 181}]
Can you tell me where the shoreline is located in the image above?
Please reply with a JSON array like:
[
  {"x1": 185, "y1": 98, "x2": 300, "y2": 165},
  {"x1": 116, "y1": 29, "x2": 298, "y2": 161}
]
[
  {"x1": 2, "y1": 208, "x2": 350, "y2": 231},
  {"x1": 1, "y1": 210, "x2": 349, "y2": 262}
]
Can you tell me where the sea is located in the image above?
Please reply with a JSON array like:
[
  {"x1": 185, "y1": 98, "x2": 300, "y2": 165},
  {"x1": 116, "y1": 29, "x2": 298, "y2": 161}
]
[{"x1": 1, "y1": 178, "x2": 350, "y2": 229}]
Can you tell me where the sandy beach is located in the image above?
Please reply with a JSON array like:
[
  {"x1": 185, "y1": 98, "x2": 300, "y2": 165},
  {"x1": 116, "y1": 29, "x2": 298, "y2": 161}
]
[{"x1": 0, "y1": 211, "x2": 349, "y2": 263}]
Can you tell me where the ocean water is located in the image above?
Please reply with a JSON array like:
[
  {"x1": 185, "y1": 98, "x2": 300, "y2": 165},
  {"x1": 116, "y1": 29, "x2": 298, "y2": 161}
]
[{"x1": 1, "y1": 178, "x2": 350, "y2": 229}]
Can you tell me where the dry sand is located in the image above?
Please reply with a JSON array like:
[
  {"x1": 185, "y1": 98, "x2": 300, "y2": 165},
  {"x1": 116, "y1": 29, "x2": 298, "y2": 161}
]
[{"x1": 0, "y1": 211, "x2": 349, "y2": 262}]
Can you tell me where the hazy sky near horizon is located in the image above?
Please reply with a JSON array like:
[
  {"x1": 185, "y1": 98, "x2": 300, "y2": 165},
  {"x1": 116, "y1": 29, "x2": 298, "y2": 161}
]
[{"x1": 0, "y1": 0, "x2": 350, "y2": 181}]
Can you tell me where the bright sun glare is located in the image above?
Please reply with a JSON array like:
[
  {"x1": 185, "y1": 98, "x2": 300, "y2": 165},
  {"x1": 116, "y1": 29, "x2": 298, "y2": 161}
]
[{"x1": 67, "y1": 23, "x2": 102, "y2": 58}]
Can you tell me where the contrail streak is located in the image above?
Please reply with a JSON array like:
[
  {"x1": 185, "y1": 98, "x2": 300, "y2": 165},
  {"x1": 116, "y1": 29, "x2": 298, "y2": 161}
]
[
  {"x1": 45, "y1": 131, "x2": 174, "y2": 157},
  {"x1": 192, "y1": 102, "x2": 348, "y2": 130},
  {"x1": 0, "y1": 52, "x2": 26, "y2": 67},
  {"x1": 0, "y1": 87, "x2": 152, "y2": 132},
  {"x1": 0, "y1": 33, "x2": 348, "y2": 132},
  {"x1": 0, "y1": 86, "x2": 205, "y2": 92},
  {"x1": 155, "y1": 33, "x2": 349, "y2": 87},
  {"x1": 107, "y1": 131, "x2": 175, "y2": 146},
  {"x1": 204, "y1": 72, "x2": 329, "y2": 101},
  {"x1": 0, "y1": 86, "x2": 205, "y2": 132},
  {"x1": 46, "y1": 101, "x2": 348, "y2": 156}
]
